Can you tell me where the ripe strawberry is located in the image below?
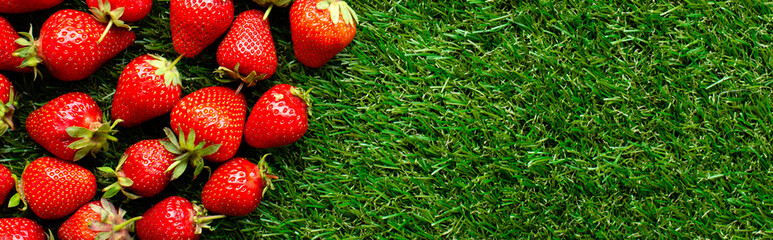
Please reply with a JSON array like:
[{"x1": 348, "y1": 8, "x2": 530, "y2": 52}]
[
  {"x1": 26, "y1": 92, "x2": 121, "y2": 161},
  {"x1": 244, "y1": 84, "x2": 311, "y2": 148},
  {"x1": 58, "y1": 198, "x2": 142, "y2": 240},
  {"x1": 0, "y1": 0, "x2": 63, "y2": 13},
  {"x1": 0, "y1": 73, "x2": 16, "y2": 135},
  {"x1": 112, "y1": 54, "x2": 183, "y2": 127},
  {"x1": 135, "y1": 196, "x2": 224, "y2": 240},
  {"x1": 13, "y1": 156, "x2": 97, "y2": 220},
  {"x1": 0, "y1": 17, "x2": 30, "y2": 72},
  {"x1": 201, "y1": 156, "x2": 277, "y2": 216},
  {"x1": 216, "y1": 9, "x2": 277, "y2": 89},
  {"x1": 0, "y1": 164, "x2": 13, "y2": 204},
  {"x1": 170, "y1": 86, "x2": 246, "y2": 163},
  {"x1": 290, "y1": 0, "x2": 358, "y2": 68},
  {"x1": 87, "y1": 0, "x2": 153, "y2": 23},
  {"x1": 13, "y1": 9, "x2": 135, "y2": 81},
  {"x1": 170, "y1": 0, "x2": 234, "y2": 57},
  {"x1": 0, "y1": 217, "x2": 48, "y2": 240}
]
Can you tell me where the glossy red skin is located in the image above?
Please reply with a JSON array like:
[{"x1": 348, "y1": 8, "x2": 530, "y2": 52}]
[
  {"x1": 170, "y1": 0, "x2": 234, "y2": 57},
  {"x1": 245, "y1": 84, "x2": 308, "y2": 148},
  {"x1": 217, "y1": 9, "x2": 277, "y2": 80},
  {"x1": 26, "y1": 92, "x2": 103, "y2": 161},
  {"x1": 170, "y1": 86, "x2": 246, "y2": 163},
  {"x1": 0, "y1": 217, "x2": 47, "y2": 240},
  {"x1": 0, "y1": 17, "x2": 30, "y2": 72},
  {"x1": 0, "y1": 74, "x2": 13, "y2": 105},
  {"x1": 0, "y1": 164, "x2": 12, "y2": 204},
  {"x1": 0, "y1": 0, "x2": 63, "y2": 13},
  {"x1": 136, "y1": 196, "x2": 199, "y2": 240},
  {"x1": 37, "y1": 9, "x2": 136, "y2": 81},
  {"x1": 201, "y1": 157, "x2": 266, "y2": 216},
  {"x1": 57, "y1": 201, "x2": 102, "y2": 240},
  {"x1": 86, "y1": 0, "x2": 153, "y2": 22},
  {"x1": 118, "y1": 139, "x2": 177, "y2": 197},
  {"x1": 112, "y1": 55, "x2": 182, "y2": 127},
  {"x1": 21, "y1": 157, "x2": 97, "y2": 220},
  {"x1": 290, "y1": 0, "x2": 357, "y2": 68}
]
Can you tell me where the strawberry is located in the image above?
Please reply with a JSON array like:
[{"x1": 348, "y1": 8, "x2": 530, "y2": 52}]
[
  {"x1": 87, "y1": 0, "x2": 153, "y2": 23},
  {"x1": 201, "y1": 156, "x2": 277, "y2": 216},
  {"x1": 0, "y1": 73, "x2": 16, "y2": 135},
  {"x1": 0, "y1": 217, "x2": 48, "y2": 240},
  {"x1": 244, "y1": 84, "x2": 311, "y2": 148},
  {"x1": 13, "y1": 9, "x2": 136, "y2": 81},
  {"x1": 252, "y1": 0, "x2": 292, "y2": 19},
  {"x1": 111, "y1": 54, "x2": 183, "y2": 127},
  {"x1": 58, "y1": 198, "x2": 142, "y2": 240},
  {"x1": 290, "y1": 0, "x2": 358, "y2": 68},
  {"x1": 170, "y1": 86, "x2": 246, "y2": 163},
  {"x1": 0, "y1": 164, "x2": 13, "y2": 204},
  {"x1": 0, "y1": 16, "x2": 30, "y2": 72},
  {"x1": 170, "y1": 0, "x2": 234, "y2": 58},
  {"x1": 12, "y1": 156, "x2": 97, "y2": 220},
  {"x1": 0, "y1": 0, "x2": 63, "y2": 13},
  {"x1": 215, "y1": 9, "x2": 277, "y2": 89},
  {"x1": 25, "y1": 92, "x2": 121, "y2": 161},
  {"x1": 135, "y1": 196, "x2": 224, "y2": 240}
]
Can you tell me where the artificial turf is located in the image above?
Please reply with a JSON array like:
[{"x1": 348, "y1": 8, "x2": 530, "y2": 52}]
[{"x1": 1, "y1": 0, "x2": 773, "y2": 239}]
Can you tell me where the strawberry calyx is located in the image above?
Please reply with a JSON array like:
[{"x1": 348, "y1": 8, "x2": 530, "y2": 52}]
[
  {"x1": 98, "y1": 159, "x2": 141, "y2": 200},
  {"x1": 252, "y1": 0, "x2": 292, "y2": 20},
  {"x1": 160, "y1": 127, "x2": 221, "y2": 180},
  {"x1": 89, "y1": 0, "x2": 131, "y2": 44},
  {"x1": 0, "y1": 87, "x2": 16, "y2": 135},
  {"x1": 215, "y1": 63, "x2": 267, "y2": 94},
  {"x1": 147, "y1": 54, "x2": 183, "y2": 88},
  {"x1": 192, "y1": 202, "x2": 225, "y2": 235},
  {"x1": 12, "y1": 27, "x2": 43, "y2": 79},
  {"x1": 7, "y1": 174, "x2": 26, "y2": 210},
  {"x1": 290, "y1": 86, "x2": 314, "y2": 117},
  {"x1": 87, "y1": 198, "x2": 143, "y2": 240},
  {"x1": 67, "y1": 119, "x2": 123, "y2": 161},
  {"x1": 256, "y1": 154, "x2": 279, "y2": 197},
  {"x1": 316, "y1": 0, "x2": 358, "y2": 27}
]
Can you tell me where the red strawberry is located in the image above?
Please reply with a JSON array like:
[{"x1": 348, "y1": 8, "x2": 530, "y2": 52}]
[
  {"x1": 135, "y1": 196, "x2": 224, "y2": 240},
  {"x1": 112, "y1": 54, "x2": 183, "y2": 127},
  {"x1": 0, "y1": 217, "x2": 48, "y2": 240},
  {"x1": 58, "y1": 198, "x2": 142, "y2": 240},
  {"x1": 290, "y1": 0, "x2": 358, "y2": 68},
  {"x1": 0, "y1": 0, "x2": 63, "y2": 13},
  {"x1": 0, "y1": 73, "x2": 16, "y2": 135},
  {"x1": 25, "y1": 92, "x2": 121, "y2": 161},
  {"x1": 0, "y1": 17, "x2": 30, "y2": 72},
  {"x1": 13, "y1": 9, "x2": 135, "y2": 81},
  {"x1": 87, "y1": 0, "x2": 153, "y2": 23},
  {"x1": 170, "y1": 86, "x2": 246, "y2": 163},
  {"x1": 244, "y1": 84, "x2": 311, "y2": 148},
  {"x1": 13, "y1": 156, "x2": 97, "y2": 220},
  {"x1": 170, "y1": 0, "x2": 234, "y2": 57},
  {"x1": 0, "y1": 164, "x2": 12, "y2": 204},
  {"x1": 201, "y1": 156, "x2": 277, "y2": 216},
  {"x1": 216, "y1": 9, "x2": 277, "y2": 89}
]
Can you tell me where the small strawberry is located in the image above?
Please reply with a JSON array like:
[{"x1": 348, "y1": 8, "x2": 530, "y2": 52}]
[
  {"x1": 0, "y1": 164, "x2": 13, "y2": 204},
  {"x1": 170, "y1": 0, "x2": 234, "y2": 57},
  {"x1": 244, "y1": 84, "x2": 311, "y2": 148},
  {"x1": 58, "y1": 198, "x2": 142, "y2": 240},
  {"x1": 25, "y1": 92, "x2": 121, "y2": 161},
  {"x1": 0, "y1": 217, "x2": 48, "y2": 240},
  {"x1": 0, "y1": 73, "x2": 16, "y2": 135},
  {"x1": 170, "y1": 86, "x2": 246, "y2": 163},
  {"x1": 112, "y1": 54, "x2": 183, "y2": 127},
  {"x1": 13, "y1": 9, "x2": 136, "y2": 81},
  {"x1": 0, "y1": 0, "x2": 63, "y2": 13},
  {"x1": 215, "y1": 9, "x2": 277, "y2": 90},
  {"x1": 87, "y1": 0, "x2": 152, "y2": 43},
  {"x1": 201, "y1": 155, "x2": 277, "y2": 216},
  {"x1": 11, "y1": 156, "x2": 97, "y2": 220},
  {"x1": 0, "y1": 16, "x2": 30, "y2": 72},
  {"x1": 290, "y1": 0, "x2": 358, "y2": 68},
  {"x1": 135, "y1": 196, "x2": 224, "y2": 240}
]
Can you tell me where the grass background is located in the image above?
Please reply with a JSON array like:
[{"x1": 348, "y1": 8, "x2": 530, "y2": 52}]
[{"x1": 1, "y1": 0, "x2": 773, "y2": 239}]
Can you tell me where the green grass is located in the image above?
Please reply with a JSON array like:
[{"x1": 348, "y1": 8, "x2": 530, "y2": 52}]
[{"x1": 2, "y1": 0, "x2": 773, "y2": 238}]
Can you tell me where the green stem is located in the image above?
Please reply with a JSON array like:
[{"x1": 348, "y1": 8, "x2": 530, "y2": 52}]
[
  {"x1": 114, "y1": 216, "x2": 142, "y2": 231},
  {"x1": 263, "y1": 4, "x2": 274, "y2": 20},
  {"x1": 97, "y1": 20, "x2": 113, "y2": 44}
]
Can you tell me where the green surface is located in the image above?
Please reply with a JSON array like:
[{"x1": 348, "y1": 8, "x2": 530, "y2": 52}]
[{"x1": 2, "y1": 0, "x2": 773, "y2": 238}]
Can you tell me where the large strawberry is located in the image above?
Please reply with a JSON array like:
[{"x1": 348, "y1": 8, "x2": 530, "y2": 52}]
[
  {"x1": 112, "y1": 54, "x2": 182, "y2": 127},
  {"x1": 0, "y1": 164, "x2": 12, "y2": 204},
  {"x1": 0, "y1": 0, "x2": 63, "y2": 13},
  {"x1": 0, "y1": 217, "x2": 48, "y2": 240},
  {"x1": 13, "y1": 9, "x2": 135, "y2": 81},
  {"x1": 201, "y1": 156, "x2": 277, "y2": 216},
  {"x1": 135, "y1": 196, "x2": 224, "y2": 240},
  {"x1": 170, "y1": 0, "x2": 234, "y2": 57},
  {"x1": 12, "y1": 156, "x2": 97, "y2": 220},
  {"x1": 58, "y1": 198, "x2": 142, "y2": 240},
  {"x1": 0, "y1": 73, "x2": 16, "y2": 135},
  {"x1": 26, "y1": 92, "x2": 121, "y2": 161},
  {"x1": 0, "y1": 16, "x2": 30, "y2": 72},
  {"x1": 244, "y1": 84, "x2": 311, "y2": 148},
  {"x1": 216, "y1": 9, "x2": 277, "y2": 90},
  {"x1": 290, "y1": 0, "x2": 358, "y2": 68},
  {"x1": 170, "y1": 86, "x2": 246, "y2": 163}
]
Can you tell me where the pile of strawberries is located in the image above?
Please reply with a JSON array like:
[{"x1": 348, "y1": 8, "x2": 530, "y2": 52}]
[{"x1": 0, "y1": 0, "x2": 358, "y2": 238}]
